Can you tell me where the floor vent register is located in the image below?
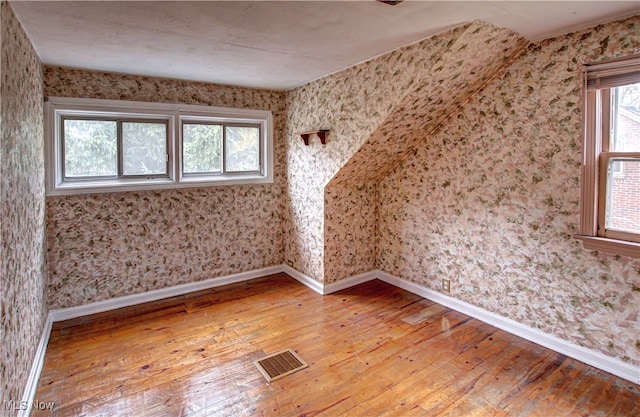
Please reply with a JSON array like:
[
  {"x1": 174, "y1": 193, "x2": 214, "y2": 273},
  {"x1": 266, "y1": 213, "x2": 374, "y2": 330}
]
[{"x1": 253, "y1": 348, "x2": 308, "y2": 382}]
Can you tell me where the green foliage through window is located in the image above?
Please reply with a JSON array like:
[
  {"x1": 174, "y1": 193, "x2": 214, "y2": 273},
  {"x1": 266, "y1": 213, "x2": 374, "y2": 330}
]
[
  {"x1": 47, "y1": 97, "x2": 272, "y2": 195},
  {"x1": 226, "y1": 126, "x2": 260, "y2": 172},
  {"x1": 182, "y1": 122, "x2": 261, "y2": 175},
  {"x1": 122, "y1": 122, "x2": 168, "y2": 175},
  {"x1": 64, "y1": 119, "x2": 117, "y2": 177},
  {"x1": 63, "y1": 118, "x2": 168, "y2": 179},
  {"x1": 183, "y1": 124, "x2": 222, "y2": 173}
]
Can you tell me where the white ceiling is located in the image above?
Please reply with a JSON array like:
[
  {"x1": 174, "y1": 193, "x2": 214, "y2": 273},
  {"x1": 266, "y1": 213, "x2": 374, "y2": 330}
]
[{"x1": 10, "y1": 1, "x2": 640, "y2": 90}]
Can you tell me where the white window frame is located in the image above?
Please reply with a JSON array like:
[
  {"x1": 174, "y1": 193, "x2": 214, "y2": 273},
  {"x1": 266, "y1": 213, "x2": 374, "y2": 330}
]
[
  {"x1": 45, "y1": 97, "x2": 273, "y2": 195},
  {"x1": 576, "y1": 56, "x2": 640, "y2": 258}
]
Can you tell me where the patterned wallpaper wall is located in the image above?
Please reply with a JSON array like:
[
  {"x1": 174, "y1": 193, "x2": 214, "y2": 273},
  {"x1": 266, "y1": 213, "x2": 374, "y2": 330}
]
[
  {"x1": 377, "y1": 16, "x2": 640, "y2": 365},
  {"x1": 1, "y1": 2, "x2": 47, "y2": 411},
  {"x1": 285, "y1": 25, "x2": 463, "y2": 281},
  {"x1": 44, "y1": 68, "x2": 287, "y2": 308},
  {"x1": 324, "y1": 181, "x2": 379, "y2": 282},
  {"x1": 328, "y1": 22, "x2": 527, "y2": 189},
  {"x1": 285, "y1": 22, "x2": 526, "y2": 283},
  {"x1": 324, "y1": 22, "x2": 527, "y2": 284}
]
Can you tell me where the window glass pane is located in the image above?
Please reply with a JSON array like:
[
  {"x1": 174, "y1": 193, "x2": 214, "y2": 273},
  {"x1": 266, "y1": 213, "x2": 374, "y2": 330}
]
[
  {"x1": 182, "y1": 123, "x2": 222, "y2": 174},
  {"x1": 225, "y1": 126, "x2": 260, "y2": 172},
  {"x1": 612, "y1": 160, "x2": 623, "y2": 175},
  {"x1": 612, "y1": 83, "x2": 640, "y2": 152},
  {"x1": 122, "y1": 122, "x2": 167, "y2": 176},
  {"x1": 64, "y1": 119, "x2": 117, "y2": 177},
  {"x1": 606, "y1": 158, "x2": 640, "y2": 234}
]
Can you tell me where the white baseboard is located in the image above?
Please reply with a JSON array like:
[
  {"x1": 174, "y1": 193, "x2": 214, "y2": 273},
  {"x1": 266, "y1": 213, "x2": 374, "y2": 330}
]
[
  {"x1": 49, "y1": 265, "x2": 283, "y2": 322},
  {"x1": 323, "y1": 270, "x2": 377, "y2": 294},
  {"x1": 282, "y1": 264, "x2": 324, "y2": 294},
  {"x1": 282, "y1": 266, "x2": 377, "y2": 295},
  {"x1": 18, "y1": 313, "x2": 53, "y2": 417},
  {"x1": 375, "y1": 270, "x2": 640, "y2": 385}
]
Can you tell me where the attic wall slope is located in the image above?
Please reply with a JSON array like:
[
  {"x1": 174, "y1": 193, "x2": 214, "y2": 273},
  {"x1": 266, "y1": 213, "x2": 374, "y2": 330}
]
[{"x1": 285, "y1": 25, "x2": 467, "y2": 281}]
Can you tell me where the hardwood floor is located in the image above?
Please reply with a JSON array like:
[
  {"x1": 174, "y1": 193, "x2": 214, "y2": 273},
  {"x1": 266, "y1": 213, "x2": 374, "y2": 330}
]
[{"x1": 33, "y1": 273, "x2": 639, "y2": 416}]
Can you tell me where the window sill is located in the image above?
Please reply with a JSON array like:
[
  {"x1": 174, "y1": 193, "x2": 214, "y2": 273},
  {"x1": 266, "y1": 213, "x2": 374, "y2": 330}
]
[
  {"x1": 46, "y1": 175, "x2": 273, "y2": 196},
  {"x1": 575, "y1": 235, "x2": 640, "y2": 258}
]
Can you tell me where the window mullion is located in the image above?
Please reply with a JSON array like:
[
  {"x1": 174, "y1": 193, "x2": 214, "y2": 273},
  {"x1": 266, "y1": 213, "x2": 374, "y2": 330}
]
[
  {"x1": 175, "y1": 114, "x2": 182, "y2": 183},
  {"x1": 597, "y1": 152, "x2": 609, "y2": 236},
  {"x1": 222, "y1": 124, "x2": 227, "y2": 174},
  {"x1": 601, "y1": 152, "x2": 640, "y2": 159},
  {"x1": 600, "y1": 89, "x2": 611, "y2": 151},
  {"x1": 164, "y1": 119, "x2": 170, "y2": 178},
  {"x1": 117, "y1": 120, "x2": 124, "y2": 178},
  {"x1": 597, "y1": 153, "x2": 610, "y2": 237}
]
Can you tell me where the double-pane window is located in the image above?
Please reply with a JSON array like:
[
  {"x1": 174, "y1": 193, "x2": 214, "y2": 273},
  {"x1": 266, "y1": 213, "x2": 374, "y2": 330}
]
[
  {"x1": 63, "y1": 118, "x2": 168, "y2": 180},
  {"x1": 46, "y1": 97, "x2": 273, "y2": 195},
  {"x1": 598, "y1": 83, "x2": 640, "y2": 240},
  {"x1": 579, "y1": 56, "x2": 640, "y2": 256},
  {"x1": 181, "y1": 123, "x2": 261, "y2": 175}
]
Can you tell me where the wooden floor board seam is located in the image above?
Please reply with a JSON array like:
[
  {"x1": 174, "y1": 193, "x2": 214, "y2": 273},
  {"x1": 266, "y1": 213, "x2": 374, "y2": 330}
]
[{"x1": 31, "y1": 273, "x2": 640, "y2": 416}]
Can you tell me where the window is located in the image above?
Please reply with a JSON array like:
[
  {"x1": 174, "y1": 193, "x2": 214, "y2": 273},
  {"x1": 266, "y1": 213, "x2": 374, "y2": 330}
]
[
  {"x1": 181, "y1": 122, "x2": 261, "y2": 176},
  {"x1": 45, "y1": 97, "x2": 273, "y2": 195},
  {"x1": 578, "y1": 56, "x2": 640, "y2": 257},
  {"x1": 62, "y1": 118, "x2": 169, "y2": 180}
]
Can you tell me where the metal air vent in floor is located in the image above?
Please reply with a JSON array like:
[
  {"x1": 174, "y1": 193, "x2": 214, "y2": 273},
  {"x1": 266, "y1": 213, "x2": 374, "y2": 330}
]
[{"x1": 254, "y1": 349, "x2": 308, "y2": 382}]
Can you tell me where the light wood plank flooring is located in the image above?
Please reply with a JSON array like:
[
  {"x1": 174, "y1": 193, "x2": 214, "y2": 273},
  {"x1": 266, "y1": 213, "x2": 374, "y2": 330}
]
[{"x1": 33, "y1": 273, "x2": 639, "y2": 416}]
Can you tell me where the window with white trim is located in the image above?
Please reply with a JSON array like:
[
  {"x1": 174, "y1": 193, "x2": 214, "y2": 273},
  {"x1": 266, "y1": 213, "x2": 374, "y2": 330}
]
[
  {"x1": 62, "y1": 117, "x2": 170, "y2": 180},
  {"x1": 45, "y1": 97, "x2": 273, "y2": 195},
  {"x1": 578, "y1": 56, "x2": 640, "y2": 257}
]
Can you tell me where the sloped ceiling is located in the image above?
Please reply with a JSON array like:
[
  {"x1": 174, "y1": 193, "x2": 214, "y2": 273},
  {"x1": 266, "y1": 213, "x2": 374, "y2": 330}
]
[{"x1": 327, "y1": 21, "x2": 528, "y2": 189}]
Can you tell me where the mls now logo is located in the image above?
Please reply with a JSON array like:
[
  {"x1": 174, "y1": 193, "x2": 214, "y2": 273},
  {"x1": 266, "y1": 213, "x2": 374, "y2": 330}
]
[{"x1": 3, "y1": 400, "x2": 55, "y2": 411}]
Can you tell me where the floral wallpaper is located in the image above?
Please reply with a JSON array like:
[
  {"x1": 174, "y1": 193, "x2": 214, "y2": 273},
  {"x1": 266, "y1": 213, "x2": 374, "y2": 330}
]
[
  {"x1": 285, "y1": 25, "x2": 462, "y2": 281},
  {"x1": 44, "y1": 67, "x2": 287, "y2": 308},
  {"x1": 328, "y1": 21, "x2": 527, "y2": 189},
  {"x1": 324, "y1": 181, "x2": 378, "y2": 282},
  {"x1": 377, "y1": 16, "x2": 640, "y2": 365},
  {"x1": 1, "y1": 1, "x2": 47, "y2": 412},
  {"x1": 285, "y1": 21, "x2": 526, "y2": 283}
]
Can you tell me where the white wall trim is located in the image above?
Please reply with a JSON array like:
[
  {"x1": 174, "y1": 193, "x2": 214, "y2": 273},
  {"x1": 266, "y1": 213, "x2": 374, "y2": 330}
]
[
  {"x1": 49, "y1": 265, "x2": 283, "y2": 322},
  {"x1": 375, "y1": 270, "x2": 640, "y2": 385},
  {"x1": 323, "y1": 270, "x2": 377, "y2": 294},
  {"x1": 282, "y1": 265, "x2": 324, "y2": 294},
  {"x1": 282, "y1": 266, "x2": 377, "y2": 295},
  {"x1": 19, "y1": 313, "x2": 53, "y2": 417}
]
